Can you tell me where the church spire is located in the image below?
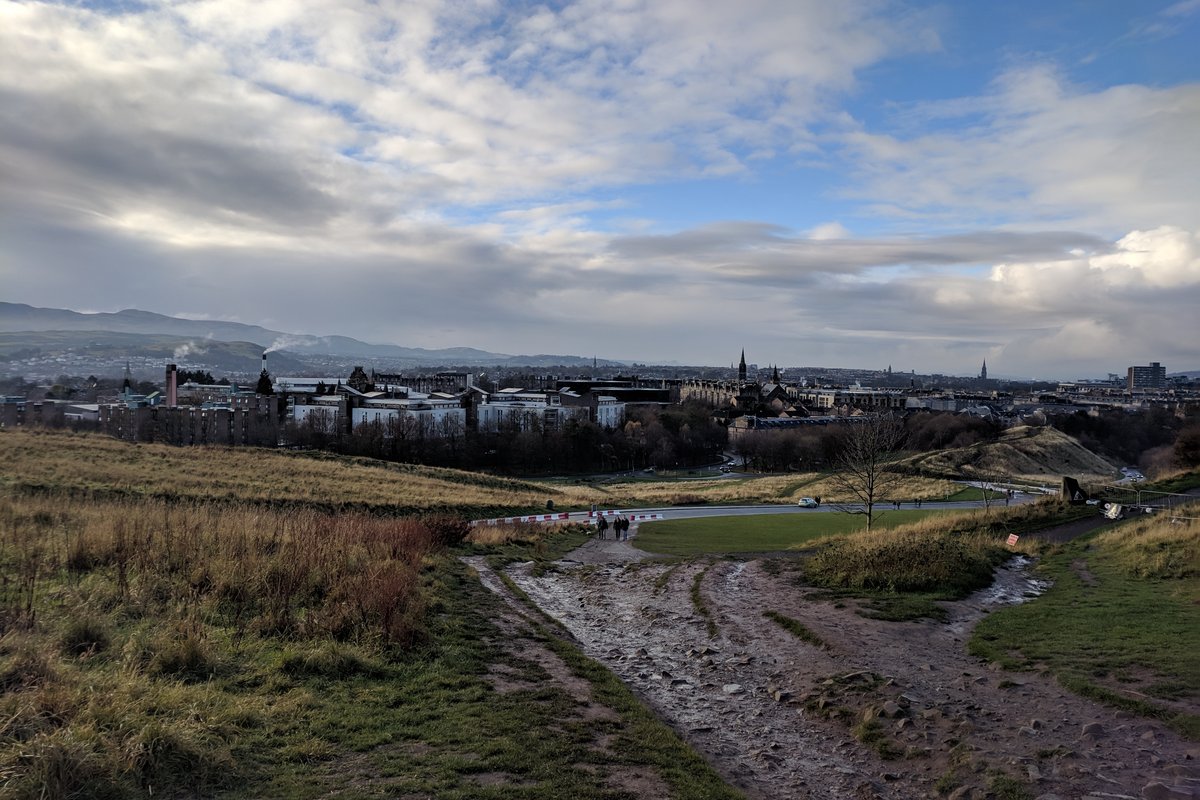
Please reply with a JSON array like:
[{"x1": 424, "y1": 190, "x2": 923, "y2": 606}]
[
  {"x1": 771, "y1": 364, "x2": 780, "y2": 383},
  {"x1": 738, "y1": 349, "x2": 747, "y2": 383},
  {"x1": 980, "y1": 359, "x2": 988, "y2": 380}
]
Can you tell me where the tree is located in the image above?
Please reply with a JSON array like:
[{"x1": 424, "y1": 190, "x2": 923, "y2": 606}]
[
  {"x1": 256, "y1": 369, "x2": 274, "y2": 396},
  {"x1": 827, "y1": 414, "x2": 908, "y2": 531}
]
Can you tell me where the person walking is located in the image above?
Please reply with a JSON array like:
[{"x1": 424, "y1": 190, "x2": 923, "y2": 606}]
[{"x1": 598, "y1": 516, "x2": 609, "y2": 540}]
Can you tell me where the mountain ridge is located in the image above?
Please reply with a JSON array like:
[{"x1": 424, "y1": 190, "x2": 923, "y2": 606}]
[{"x1": 0, "y1": 303, "x2": 618, "y2": 367}]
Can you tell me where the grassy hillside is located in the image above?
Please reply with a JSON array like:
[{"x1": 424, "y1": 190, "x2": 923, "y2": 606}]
[
  {"x1": 0, "y1": 429, "x2": 965, "y2": 515},
  {"x1": 901, "y1": 425, "x2": 1120, "y2": 484},
  {"x1": 0, "y1": 429, "x2": 562, "y2": 518},
  {"x1": 0, "y1": 492, "x2": 741, "y2": 798},
  {"x1": 970, "y1": 511, "x2": 1200, "y2": 739}
]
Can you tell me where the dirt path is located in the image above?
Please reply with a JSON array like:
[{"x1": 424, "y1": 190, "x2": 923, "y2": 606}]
[{"x1": 492, "y1": 528, "x2": 1200, "y2": 800}]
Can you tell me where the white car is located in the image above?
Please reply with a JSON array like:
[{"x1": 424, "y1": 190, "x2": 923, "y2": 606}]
[{"x1": 797, "y1": 497, "x2": 819, "y2": 508}]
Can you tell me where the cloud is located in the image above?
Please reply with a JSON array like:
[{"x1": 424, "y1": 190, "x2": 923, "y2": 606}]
[{"x1": 842, "y1": 65, "x2": 1200, "y2": 233}]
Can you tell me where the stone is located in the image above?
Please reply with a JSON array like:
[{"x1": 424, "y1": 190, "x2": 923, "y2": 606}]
[
  {"x1": 772, "y1": 689, "x2": 792, "y2": 702},
  {"x1": 1034, "y1": 795, "x2": 1064, "y2": 800},
  {"x1": 895, "y1": 718, "x2": 913, "y2": 731},
  {"x1": 1027, "y1": 764, "x2": 1042, "y2": 781},
  {"x1": 1141, "y1": 784, "x2": 1171, "y2": 800},
  {"x1": 1081, "y1": 722, "x2": 1106, "y2": 739},
  {"x1": 882, "y1": 700, "x2": 902, "y2": 718},
  {"x1": 948, "y1": 786, "x2": 975, "y2": 800},
  {"x1": 1030, "y1": 719, "x2": 1045, "y2": 730},
  {"x1": 723, "y1": 683, "x2": 744, "y2": 695}
]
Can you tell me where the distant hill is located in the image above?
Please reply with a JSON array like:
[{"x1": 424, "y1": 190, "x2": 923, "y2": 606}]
[
  {"x1": 902, "y1": 426, "x2": 1120, "y2": 484},
  {"x1": 0, "y1": 303, "x2": 617, "y2": 368}
]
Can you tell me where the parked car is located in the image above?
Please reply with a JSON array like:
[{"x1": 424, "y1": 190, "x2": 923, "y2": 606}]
[{"x1": 797, "y1": 497, "x2": 819, "y2": 508}]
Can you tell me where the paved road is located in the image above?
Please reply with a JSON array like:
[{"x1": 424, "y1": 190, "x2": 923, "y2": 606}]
[{"x1": 558, "y1": 493, "x2": 1039, "y2": 524}]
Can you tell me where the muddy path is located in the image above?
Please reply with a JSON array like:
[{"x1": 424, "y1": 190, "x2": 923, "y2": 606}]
[{"x1": 494, "y1": 530, "x2": 1199, "y2": 800}]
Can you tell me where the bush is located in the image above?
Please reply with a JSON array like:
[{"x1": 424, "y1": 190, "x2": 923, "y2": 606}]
[{"x1": 422, "y1": 514, "x2": 471, "y2": 547}]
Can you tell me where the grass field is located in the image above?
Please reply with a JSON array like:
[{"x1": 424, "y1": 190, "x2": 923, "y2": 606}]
[
  {"x1": 0, "y1": 491, "x2": 742, "y2": 798},
  {"x1": 635, "y1": 510, "x2": 941, "y2": 556},
  {"x1": 969, "y1": 514, "x2": 1200, "y2": 739},
  {"x1": 0, "y1": 429, "x2": 967, "y2": 515}
]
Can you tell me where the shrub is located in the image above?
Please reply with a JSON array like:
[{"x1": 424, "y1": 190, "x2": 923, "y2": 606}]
[{"x1": 422, "y1": 514, "x2": 472, "y2": 548}]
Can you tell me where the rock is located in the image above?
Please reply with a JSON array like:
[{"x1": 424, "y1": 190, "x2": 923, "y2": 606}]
[
  {"x1": 723, "y1": 683, "x2": 744, "y2": 695},
  {"x1": 948, "y1": 786, "x2": 975, "y2": 800},
  {"x1": 882, "y1": 700, "x2": 902, "y2": 718},
  {"x1": 1034, "y1": 795, "x2": 1064, "y2": 800},
  {"x1": 1141, "y1": 783, "x2": 1171, "y2": 800},
  {"x1": 1027, "y1": 764, "x2": 1042, "y2": 781},
  {"x1": 1019, "y1": 726, "x2": 1040, "y2": 737},
  {"x1": 1030, "y1": 718, "x2": 1045, "y2": 730},
  {"x1": 771, "y1": 689, "x2": 792, "y2": 702},
  {"x1": 895, "y1": 718, "x2": 913, "y2": 731},
  {"x1": 1081, "y1": 722, "x2": 1106, "y2": 739}
]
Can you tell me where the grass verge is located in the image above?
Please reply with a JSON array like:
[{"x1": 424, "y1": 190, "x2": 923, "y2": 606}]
[{"x1": 969, "y1": 515, "x2": 1200, "y2": 740}]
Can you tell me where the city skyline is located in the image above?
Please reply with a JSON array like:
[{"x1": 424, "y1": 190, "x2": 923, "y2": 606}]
[{"x1": 2, "y1": 1, "x2": 1198, "y2": 379}]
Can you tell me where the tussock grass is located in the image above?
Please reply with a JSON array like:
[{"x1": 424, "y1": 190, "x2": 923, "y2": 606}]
[
  {"x1": 1092, "y1": 515, "x2": 1199, "y2": 579},
  {"x1": 806, "y1": 527, "x2": 1005, "y2": 596}
]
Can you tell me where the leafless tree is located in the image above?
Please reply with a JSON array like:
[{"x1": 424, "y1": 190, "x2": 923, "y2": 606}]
[{"x1": 828, "y1": 414, "x2": 908, "y2": 531}]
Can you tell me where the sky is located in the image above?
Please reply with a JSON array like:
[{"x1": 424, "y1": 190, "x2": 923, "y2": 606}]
[{"x1": 2, "y1": 0, "x2": 1198, "y2": 379}]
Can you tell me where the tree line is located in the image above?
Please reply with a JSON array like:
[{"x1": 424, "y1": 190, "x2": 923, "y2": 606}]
[{"x1": 286, "y1": 401, "x2": 728, "y2": 475}]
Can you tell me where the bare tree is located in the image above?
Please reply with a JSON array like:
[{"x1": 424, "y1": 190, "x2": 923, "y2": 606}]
[{"x1": 828, "y1": 414, "x2": 908, "y2": 531}]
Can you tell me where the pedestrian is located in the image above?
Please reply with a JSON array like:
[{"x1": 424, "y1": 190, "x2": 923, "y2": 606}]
[
  {"x1": 598, "y1": 516, "x2": 609, "y2": 540},
  {"x1": 619, "y1": 517, "x2": 629, "y2": 541}
]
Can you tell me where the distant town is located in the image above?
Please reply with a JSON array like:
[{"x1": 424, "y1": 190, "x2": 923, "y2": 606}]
[{"x1": 3, "y1": 343, "x2": 1196, "y2": 478}]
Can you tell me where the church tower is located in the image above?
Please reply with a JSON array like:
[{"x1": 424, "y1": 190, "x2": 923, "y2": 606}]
[
  {"x1": 738, "y1": 350, "x2": 747, "y2": 383},
  {"x1": 980, "y1": 359, "x2": 988, "y2": 380}
]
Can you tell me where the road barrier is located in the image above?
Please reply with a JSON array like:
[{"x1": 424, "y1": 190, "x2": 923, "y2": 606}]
[{"x1": 471, "y1": 512, "x2": 570, "y2": 526}]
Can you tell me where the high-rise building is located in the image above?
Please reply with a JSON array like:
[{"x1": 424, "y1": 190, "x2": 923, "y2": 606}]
[{"x1": 1127, "y1": 362, "x2": 1166, "y2": 390}]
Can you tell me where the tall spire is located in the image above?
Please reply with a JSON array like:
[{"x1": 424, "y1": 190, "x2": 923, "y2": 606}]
[
  {"x1": 980, "y1": 359, "x2": 988, "y2": 380},
  {"x1": 771, "y1": 364, "x2": 780, "y2": 383},
  {"x1": 738, "y1": 349, "x2": 747, "y2": 382}
]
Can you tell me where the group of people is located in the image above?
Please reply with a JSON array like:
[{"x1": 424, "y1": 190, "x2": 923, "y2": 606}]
[
  {"x1": 596, "y1": 515, "x2": 632, "y2": 541},
  {"x1": 891, "y1": 499, "x2": 922, "y2": 509}
]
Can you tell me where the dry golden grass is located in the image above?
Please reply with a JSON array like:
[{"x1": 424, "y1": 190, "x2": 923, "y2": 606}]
[
  {"x1": 0, "y1": 429, "x2": 563, "y2": 516},
  {"x1": 900, "y1": 425, "x2": 1119, "y2": 484},
  {"x1": 1093, "y1": 514, "x2": 1200, "y2": 580},
  {"x1": 1, "y1": 429, "x2": 964, "y2": 514}
]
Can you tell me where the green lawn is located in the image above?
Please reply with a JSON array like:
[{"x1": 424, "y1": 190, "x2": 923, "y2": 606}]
[
  {"x1": 970, "y1": 530, "x2": 1200, "y2": 740},
  {"x1": 635, "y1": 510, "x2": 941, "y2": 556}
]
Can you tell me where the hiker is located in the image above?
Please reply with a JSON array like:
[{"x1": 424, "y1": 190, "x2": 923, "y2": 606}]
[
  {"x1": 598, "y1": 516, "x2": 609, "y2": 540},
  {"x1": 618, "y1": 517, "x2": 628, "y2": 540}
]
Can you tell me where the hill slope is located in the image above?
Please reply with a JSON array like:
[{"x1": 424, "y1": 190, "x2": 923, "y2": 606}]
[{"x1": 902, "y1": 425, "x2": 1120, "y2": 484}]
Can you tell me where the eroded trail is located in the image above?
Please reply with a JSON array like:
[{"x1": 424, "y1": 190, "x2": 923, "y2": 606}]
[{"x1": 499, "y1": 537, "x2": 1199, "y2": 800}]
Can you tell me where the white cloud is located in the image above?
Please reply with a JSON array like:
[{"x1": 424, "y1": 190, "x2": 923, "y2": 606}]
[{"x1": 843, "y1": 65, "x2": 1200, "y2": 233}]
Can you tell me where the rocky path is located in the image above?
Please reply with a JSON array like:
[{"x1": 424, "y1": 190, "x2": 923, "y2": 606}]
[{"x1": 492, "y1": 532, "x2": 1200, "y2": 799}]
